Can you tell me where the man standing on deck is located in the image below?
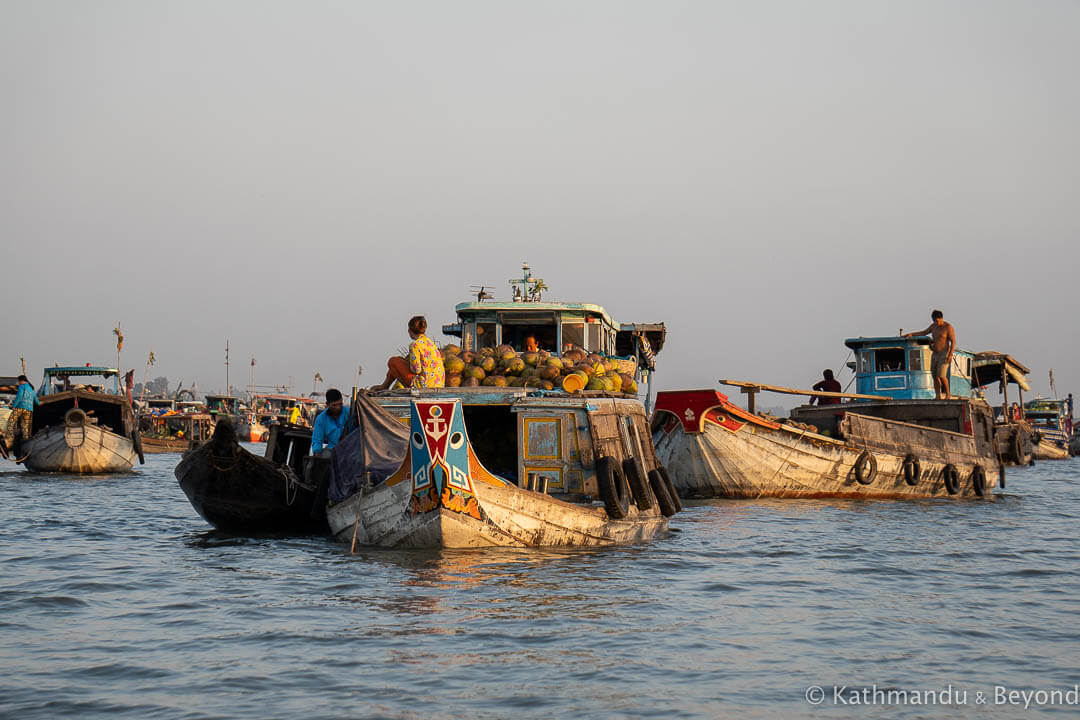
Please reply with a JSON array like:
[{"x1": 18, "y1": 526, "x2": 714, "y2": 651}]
[
  {"x1": 311, "y1": 388, "x2": 348, "y2": 456},
  {"x1": 903, "y1": 310, "x2": 956, "y2": 400}
]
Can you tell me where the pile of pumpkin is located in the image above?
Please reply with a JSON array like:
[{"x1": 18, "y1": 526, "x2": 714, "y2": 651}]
[{"x1": 442, "y1": 344, "x2": 638, "y2": 394}]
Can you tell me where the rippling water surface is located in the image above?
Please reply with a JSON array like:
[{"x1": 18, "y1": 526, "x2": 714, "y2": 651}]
[{"x1": 2, "y1": 449, "x2": 1079, "y2": 719}]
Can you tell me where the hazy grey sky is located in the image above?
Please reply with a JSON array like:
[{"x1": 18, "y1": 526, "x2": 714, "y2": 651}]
[{"x1": 3, "y1": 1, "x2": 1077, "y2": 403}]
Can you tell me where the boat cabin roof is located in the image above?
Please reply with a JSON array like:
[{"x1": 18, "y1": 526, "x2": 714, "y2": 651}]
[
  {"x1": 44, "y1": 366, "x2": 118, "y2": 378},
  {"x1": 971, "y1": 352, "x2": 1031, "y2": 391},
  {"x1": 845, "y1": 336, "x2": 931, "y2": 350}
]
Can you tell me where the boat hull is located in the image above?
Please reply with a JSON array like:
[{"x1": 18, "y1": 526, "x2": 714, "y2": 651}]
[
  {"x1": 175, "y1": 427, "x2": 326, "y2": 533},
  {"x1": 327, "y1": 397, "x2": 669, "y2": 549},
  {"x1": 1033, "y1": 437, "x2": 1069, "y2": 461},
  {"x1": 653, "y1": 391, "x2": 1000, "y2": 500},
  {"x1": 141, "y1": 436, "x2": 194, "y2": 453},
  {"x1": 22, "y1": 424, "x2": 136, "y2": 473},
  {"x1": 327, "y1": 461, "x2": 667, "y2": 549}
]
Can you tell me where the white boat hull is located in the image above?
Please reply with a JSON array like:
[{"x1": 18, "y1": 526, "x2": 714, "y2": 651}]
[{"x1": 21, "y1": 424, "x2": 137, "y2": 473}]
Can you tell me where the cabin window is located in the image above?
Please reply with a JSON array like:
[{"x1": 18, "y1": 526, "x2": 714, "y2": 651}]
[
  {"x1": 476, "y1": 322, "x2": 497, "y2": 350},
  {"x1": 858, "y1": 351, "x2": 872, "y2": 373},
  {"x1": 562, "y1": 322, "x2": 585, "y2": 352},
  {"x1": 461, "y1": 323, "x2": 475, "y2": 352},
  {"x1": 908, "y1": 349, "x2": 924, "y2": 372},
  {"x1": 587, "y1": 322, "x2": 602, "y2": 353},
  {"x1": 874, "y1": 348, "x2": 906, "y2": 373},
  {"x1": 503, "y1": 325, "x2": 557, "y2": 353}
]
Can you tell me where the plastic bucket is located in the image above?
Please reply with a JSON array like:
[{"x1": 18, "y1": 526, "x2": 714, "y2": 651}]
[{"x1": 561, "y1": 373, "x2": 586, "y2": 393}]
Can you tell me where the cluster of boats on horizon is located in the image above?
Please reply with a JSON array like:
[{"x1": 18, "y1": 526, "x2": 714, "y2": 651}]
[{"x1": 2, "y1": 264, "x2": 1077, "y2": 549}]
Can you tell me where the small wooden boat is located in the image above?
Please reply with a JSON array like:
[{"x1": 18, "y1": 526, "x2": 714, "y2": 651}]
[
  {"x1": 1023, "y1": 398, "x2": 1071, "y2": 461},
  {"x1": 327, "y1": 394, "x2": 674, "y2": 549},
  {"x1": 19, "y1": 366, "x2": 143, "y2": 473},
  {"x1": 174, "y1": 419, "x2": 328, "y2": 533},
  {"x1": 140, "y1": 413, "x2": 214, "y2": 454}
]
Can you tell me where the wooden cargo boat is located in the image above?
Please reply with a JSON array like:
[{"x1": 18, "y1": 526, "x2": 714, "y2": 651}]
[
  {"x1": 653, "y1": 335, "x2": 1019, "y2": 500},
  {"x1": 174, "y1": 419, "x2": 328, "y2": 533},
  {"x1": 653, "y1": 389, "x2": 1000, "y2": 500},
  {"x1": 140, "y1": 413, "x2": 214, "y2": 453},
  {"x1": 327, "y1": 393, "x2": 676, "y2": 548},
  {"x1": 326, "y1": 266, "x2": 677, "y2": 548},
  {"x1": 18, "y1": 366, "x2": 144, "y2": 473}
]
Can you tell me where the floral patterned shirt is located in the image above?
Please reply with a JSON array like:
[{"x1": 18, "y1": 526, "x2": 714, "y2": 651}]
[{"x1": 408, "y1": 334, "x2": 445, "y2": 388}]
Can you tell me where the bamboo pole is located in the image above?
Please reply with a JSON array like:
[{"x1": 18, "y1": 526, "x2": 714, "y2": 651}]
[{"x1": 719, "y1": 379, "x2": 892, "y2": 401}]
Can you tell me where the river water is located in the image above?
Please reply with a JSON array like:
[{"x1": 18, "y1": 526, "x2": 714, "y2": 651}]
[{"x1": 2, "y1": 449, "x2": 1079, "y2": 719}]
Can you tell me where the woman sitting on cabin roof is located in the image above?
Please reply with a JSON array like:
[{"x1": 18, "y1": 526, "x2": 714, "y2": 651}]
[{"x1": 372, "y1": 315, "x2": 446, "y2": 390}]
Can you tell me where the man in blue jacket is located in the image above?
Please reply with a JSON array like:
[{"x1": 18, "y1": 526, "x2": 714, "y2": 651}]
[
  {"x1": 311, "y1": 388, "x2": 349, "y2": 456},
  {"x1": 6, "y1": 375, "x2": 38, "y2": 456}
]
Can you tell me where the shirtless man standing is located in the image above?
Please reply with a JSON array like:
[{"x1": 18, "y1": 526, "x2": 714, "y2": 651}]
[{"x1": 903, "y1": 310, "x2": 956, "y2": 399}]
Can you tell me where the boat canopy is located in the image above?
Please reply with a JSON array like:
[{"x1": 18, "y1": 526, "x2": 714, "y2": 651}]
[
  {"x1": 40, "y1": 366, "x2": 120, "y2": 396},
  {"x1": 971, "y1": 352, "x2": 1031, "y2": 392}
]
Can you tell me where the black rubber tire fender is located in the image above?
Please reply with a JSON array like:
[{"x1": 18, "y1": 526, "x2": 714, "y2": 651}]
[
  {"x1": 942, "y1": 464, "x2": 961, "y2": 495},
  {"x1": 1011, "y1": 430, "x2": 1025, "y2": 465},
  {"x1": 971, "y1": 465, "x2": 987, "y2": 497},
  {"x1": 131, "y1": 428, "x2": 145, "y2": 465},
  {"x1": 658, "y1": 466, "x2": 682, "y2": 512},
  {"x1": 854, "y1": 450, "x2": 877, "y2": 485},
  {"x1": 596, "y1": 455, "x2": 630, "y2": 519},
  {"x1": 622, "y1": 458, "x2": 655, "y2": 511},
  {"x1": 648, "y1": 468, "x2": 678, "y2": 517},
  {"x1": 64, "y1": 408, "x2": 88, "y2": 427},
  {"x1": 902, "y1": 454, "x2": 921, "y2": 486}
]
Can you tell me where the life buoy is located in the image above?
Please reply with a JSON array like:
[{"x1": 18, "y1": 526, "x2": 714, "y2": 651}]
[
  {"x1": 622, "y1": 458, "x2": 655, "y2": 511},
  {"x1": 902, "y1": 454, "x2": 921, "y2": 486},
  {"x1": 596, "y1": 456, "x2": 630, "y2": 519},
  {"x1": 971, "y1": 465, "x2": 986, "y2": 497},
  {"x1": 658, "y1": 466, "x2": 682, "y2": 512},
  {"x1": 64, "y1": 408, "x2": 88, "y2": 427},
  {"x1": 942, "y1": 464, "x2": 960, "y2": 495},
  {"x1": 648, "y1": 468, "x2": 678, "y2": 517},
  {"x1": 854, "y1": 450, "x2": 877, "y2": 485}
]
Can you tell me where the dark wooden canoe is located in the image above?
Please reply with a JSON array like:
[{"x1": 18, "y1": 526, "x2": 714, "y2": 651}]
[{"x1": 174, "y1": 418, "x2": 328, "y2": 533}]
